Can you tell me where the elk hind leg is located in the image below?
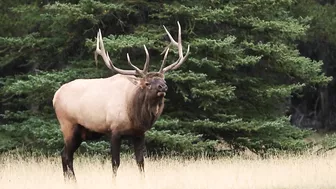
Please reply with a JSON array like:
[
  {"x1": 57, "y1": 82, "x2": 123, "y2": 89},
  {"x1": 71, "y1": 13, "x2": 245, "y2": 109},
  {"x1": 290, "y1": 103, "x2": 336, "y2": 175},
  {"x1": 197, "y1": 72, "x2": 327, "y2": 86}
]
[{"x1": 61, "y1": 124, "x2": 82, "y2": 182}]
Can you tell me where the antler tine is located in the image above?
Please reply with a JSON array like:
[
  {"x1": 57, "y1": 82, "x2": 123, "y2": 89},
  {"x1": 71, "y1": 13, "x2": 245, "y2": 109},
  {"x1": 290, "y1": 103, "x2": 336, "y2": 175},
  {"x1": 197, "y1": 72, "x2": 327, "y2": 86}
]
[
  {"x1": 161, "y1": 24, "x2": 178, "y2": 56},
  {"x1": 177, "y1": 21, "x2": 183, "y2": 59},
  {"x1": 95, "y1": 29, "x2": 111, "y2": 69},
  {"x1": 161, "y1": 21, "x2": 190, "y2": 73},
  {"x1": 142, "y1": 45, "x2": 150, "y2": 74},
  {"x1": 95, "y1": 29, "x2": 139, "y2": 76},
  {"x1": 94, "y1": 30, "x2": 99, "y2": 66},
  {"x1": 126, "y1": 53, "x2": 145, "y2": 77},
  {"x1": 159, "y1": 47, "x2": 170, "y2": 73},
  {"x1": 170, "y1": 44, "x2": 190, "y2": 70}
]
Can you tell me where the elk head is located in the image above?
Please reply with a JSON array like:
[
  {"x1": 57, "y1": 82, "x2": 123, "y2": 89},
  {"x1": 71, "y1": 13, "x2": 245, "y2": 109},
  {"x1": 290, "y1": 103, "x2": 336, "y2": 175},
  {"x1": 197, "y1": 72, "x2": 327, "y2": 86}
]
[{"x1": 94, "y1": 21, "x2": 190, "y2": 99}]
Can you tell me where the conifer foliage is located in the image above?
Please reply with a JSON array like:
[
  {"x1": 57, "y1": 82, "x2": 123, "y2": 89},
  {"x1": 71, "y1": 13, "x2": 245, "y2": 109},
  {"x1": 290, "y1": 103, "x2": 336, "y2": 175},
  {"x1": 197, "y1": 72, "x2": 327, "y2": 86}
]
[{"x1": 0, "y1": 0, "x2": 331, "y2": 156}]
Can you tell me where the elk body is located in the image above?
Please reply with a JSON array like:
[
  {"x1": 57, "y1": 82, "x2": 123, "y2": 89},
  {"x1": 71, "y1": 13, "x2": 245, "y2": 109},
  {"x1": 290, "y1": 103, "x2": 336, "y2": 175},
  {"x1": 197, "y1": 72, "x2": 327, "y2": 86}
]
[{"x1": 52, "y1": 21, "x2": 190, "y2": 181}]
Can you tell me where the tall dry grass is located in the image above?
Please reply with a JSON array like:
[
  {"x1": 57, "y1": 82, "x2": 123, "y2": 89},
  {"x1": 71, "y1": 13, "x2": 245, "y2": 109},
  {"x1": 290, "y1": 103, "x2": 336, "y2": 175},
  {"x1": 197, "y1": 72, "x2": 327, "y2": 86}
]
[{"x1": 0, "y1": 152, "x2": 336, "y2": 189}]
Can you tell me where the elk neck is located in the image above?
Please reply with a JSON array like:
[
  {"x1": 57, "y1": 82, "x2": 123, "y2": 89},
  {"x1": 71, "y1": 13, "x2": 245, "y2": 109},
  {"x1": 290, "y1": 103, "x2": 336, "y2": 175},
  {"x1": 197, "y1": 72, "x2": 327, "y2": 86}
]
[{"x1": 128, "y1": 87, "x2": 165, "y2": 132}]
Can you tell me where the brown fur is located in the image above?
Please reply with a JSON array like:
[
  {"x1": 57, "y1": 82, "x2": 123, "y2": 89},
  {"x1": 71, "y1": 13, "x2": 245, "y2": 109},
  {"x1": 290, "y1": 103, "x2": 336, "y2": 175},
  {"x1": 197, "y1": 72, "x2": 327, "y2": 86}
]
[{"x1": 128, "y1": 72, "x2": 165, "y2": 133}]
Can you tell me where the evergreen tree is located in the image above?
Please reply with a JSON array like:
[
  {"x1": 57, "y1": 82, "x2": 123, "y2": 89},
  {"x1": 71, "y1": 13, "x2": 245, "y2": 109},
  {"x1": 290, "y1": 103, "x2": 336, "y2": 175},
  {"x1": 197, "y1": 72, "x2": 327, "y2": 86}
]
[{"x1": 290, "y1": 0, "x2": 336, "y2": 131}]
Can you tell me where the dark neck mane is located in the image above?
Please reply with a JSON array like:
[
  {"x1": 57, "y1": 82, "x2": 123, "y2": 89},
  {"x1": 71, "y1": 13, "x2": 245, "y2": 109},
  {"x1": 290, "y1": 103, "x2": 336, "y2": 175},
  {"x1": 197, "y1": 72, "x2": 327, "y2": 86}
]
[{"x1": 128, "y1": 88, "x2": 164, "y2": 131}]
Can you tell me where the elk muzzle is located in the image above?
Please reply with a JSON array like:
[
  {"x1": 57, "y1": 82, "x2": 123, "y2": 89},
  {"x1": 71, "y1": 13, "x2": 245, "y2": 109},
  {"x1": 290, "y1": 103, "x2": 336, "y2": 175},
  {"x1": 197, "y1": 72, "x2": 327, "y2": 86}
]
[{"x1": 157, "y1": 83, "x2": 168, "y2": 97}]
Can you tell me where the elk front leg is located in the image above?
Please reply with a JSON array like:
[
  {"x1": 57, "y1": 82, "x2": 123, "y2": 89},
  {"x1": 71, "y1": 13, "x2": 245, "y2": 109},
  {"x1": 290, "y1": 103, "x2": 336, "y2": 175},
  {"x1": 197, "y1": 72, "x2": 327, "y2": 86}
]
[
  {"x1": 133, "y1": 134, "x2": 145, "y2": 174},
  {"x1": 110, "y1": 133, "x2": 121, "y2": 178}
]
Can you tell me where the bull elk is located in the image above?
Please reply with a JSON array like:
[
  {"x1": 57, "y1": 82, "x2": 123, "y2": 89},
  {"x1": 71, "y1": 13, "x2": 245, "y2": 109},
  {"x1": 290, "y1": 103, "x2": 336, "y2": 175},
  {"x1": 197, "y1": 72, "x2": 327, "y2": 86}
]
[{"x1": 52, "y1": 21, "x2": 190, "y2": 181}]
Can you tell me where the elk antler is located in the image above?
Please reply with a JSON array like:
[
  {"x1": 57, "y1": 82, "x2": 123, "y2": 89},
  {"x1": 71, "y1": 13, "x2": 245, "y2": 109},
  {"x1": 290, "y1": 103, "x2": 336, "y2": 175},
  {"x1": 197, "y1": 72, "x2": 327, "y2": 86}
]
[
  {"x1": 126, "y1": 45, "x2": 150, "y2": 76},
  {"x1": 142, "y1": 45, "x2": 150, "y2": 74},
  {"x1": 159, "y1": 21, "x2": 190, "y2": 73},
  {"x1": 159, "y1": 47, "x2": 170, "y2": 72},
  {"x1": 95, "y1": 29, "x2": 146, "y2": 76}
]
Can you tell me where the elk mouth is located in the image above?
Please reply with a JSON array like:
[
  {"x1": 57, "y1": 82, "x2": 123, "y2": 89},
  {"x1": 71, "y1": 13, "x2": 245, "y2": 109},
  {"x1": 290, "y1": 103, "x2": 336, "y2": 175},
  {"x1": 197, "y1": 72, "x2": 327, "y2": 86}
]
[{"x1": 157, "y1": 92, "x2": 166, "y2": 97}]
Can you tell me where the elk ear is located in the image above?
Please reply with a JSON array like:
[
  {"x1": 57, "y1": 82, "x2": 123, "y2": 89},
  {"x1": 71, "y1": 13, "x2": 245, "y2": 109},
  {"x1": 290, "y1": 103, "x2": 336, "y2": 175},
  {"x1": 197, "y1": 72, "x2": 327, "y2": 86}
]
[{"x1": 128, "y1": 77, "x2": 148, "y2": 89}]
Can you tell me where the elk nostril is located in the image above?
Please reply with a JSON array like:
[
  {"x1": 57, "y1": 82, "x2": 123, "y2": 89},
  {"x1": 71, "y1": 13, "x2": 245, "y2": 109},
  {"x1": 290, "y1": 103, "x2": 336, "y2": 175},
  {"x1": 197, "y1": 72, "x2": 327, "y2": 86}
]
[{"x1": 158, "y1": 84, "x2": 167, "y2": 91}]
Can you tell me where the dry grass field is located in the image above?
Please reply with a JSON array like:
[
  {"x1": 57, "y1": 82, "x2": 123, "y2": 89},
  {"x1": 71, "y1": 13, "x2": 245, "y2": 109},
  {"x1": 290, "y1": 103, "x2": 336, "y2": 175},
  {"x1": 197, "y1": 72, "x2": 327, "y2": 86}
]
[{"x1": 1, "y1": 152, "x2": 336, "y2": 189}]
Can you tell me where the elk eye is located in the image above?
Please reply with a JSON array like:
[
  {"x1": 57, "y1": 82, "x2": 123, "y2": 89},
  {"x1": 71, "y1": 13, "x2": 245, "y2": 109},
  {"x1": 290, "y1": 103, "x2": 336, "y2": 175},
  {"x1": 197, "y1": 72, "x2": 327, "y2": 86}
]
[{"x1": 145, "y1": 82, "x2": 150, "y2": 86}]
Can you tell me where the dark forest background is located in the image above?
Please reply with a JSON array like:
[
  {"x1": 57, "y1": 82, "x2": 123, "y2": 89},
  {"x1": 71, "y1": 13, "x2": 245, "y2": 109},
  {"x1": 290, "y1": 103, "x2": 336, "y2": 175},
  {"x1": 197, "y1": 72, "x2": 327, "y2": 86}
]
[{"x1": 2, "y1": 0, "x2": 336, "y2": 157}]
